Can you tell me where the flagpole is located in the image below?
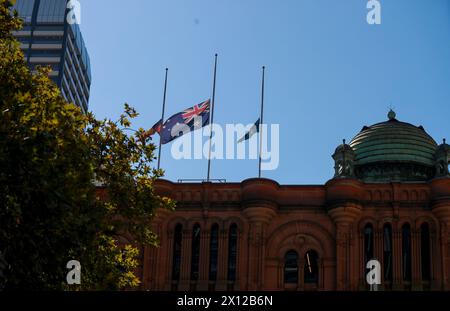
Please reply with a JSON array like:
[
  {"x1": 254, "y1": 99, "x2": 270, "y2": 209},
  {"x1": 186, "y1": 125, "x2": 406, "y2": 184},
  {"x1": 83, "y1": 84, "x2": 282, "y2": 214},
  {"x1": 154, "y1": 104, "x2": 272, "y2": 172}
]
[
  {"x1": 258, "y1": 66, "x2": 265, "y2": 178},
  {"x1": 207, "y1": 54, "x2": 218, "y2": 182},
  {"x1": 157, "y1": 68, "x2": 168, "y2": 170}
]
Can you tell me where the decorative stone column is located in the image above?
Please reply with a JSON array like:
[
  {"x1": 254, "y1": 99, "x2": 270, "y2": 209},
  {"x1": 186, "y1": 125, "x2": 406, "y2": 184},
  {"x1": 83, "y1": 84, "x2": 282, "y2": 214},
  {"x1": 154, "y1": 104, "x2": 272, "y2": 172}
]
[
  {"x1": 241, "y1": 178, "x2": 278, "y2": 291},
  {"x1": 297, "y1": 257, "x2": 305, "y2": 291},
  {"x1": 326, "y1": 178, "x2": 363, "y2": 291},
  {"x1": 328, "y1": 204, "x2": 361, "y2": 290},
  {"x1": 357, "y1": 230, "x2": 365, "y2": 290},
  {"x1": 243, "y1": 204, "x2": 276, "y2": 290},
  {"x1": 392, "y1": 222, "x2": 403, "y2": 290},
  {"x1": 277, "y1": 258, "x2": 283, "y2": 289},
  {"x1": 197, "y1": 227, "x2": 210, "y2": 291}
]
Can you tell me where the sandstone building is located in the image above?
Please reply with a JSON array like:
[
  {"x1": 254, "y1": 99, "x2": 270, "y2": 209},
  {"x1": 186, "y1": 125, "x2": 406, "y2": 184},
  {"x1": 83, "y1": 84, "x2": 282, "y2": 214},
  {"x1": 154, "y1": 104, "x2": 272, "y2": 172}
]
[{"x1": 143, "y1": 111, "x2": 450, "y2": 291}]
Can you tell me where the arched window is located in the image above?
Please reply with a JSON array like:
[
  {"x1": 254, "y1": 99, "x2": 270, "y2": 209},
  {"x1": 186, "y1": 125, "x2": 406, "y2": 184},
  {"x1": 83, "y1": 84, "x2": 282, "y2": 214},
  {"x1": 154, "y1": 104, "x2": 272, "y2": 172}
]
[
  {"x1": 402, "y1": 223, "x2": 412, "y2": 282},
  {"x1": 284, "y1": 250, "x2": 299, "y2": 284},
  {"x1": 383, "y1": 223, "x2": 393, "y2": 282},
  {"x1": 421, "y1": 223, "x2": 431, "y2": 282},
  {"x1": 171, "y1": 224, "x2": 182, "y2": 281},
  {"x1": 209, "y1": 224, "x2": 219, "y2": 281},
  {"x1": 364, "y1": 223, "x2": 374, "y2": 270},
  {"x1": 227, "y1": 224, "x2": 238, "y2": 282},
  {"x1": 304, "y1": 250, "x2": 319, "y2": 284},
  {"x1": 190, "y1": 224, "x2": 201, "y2": 281}
]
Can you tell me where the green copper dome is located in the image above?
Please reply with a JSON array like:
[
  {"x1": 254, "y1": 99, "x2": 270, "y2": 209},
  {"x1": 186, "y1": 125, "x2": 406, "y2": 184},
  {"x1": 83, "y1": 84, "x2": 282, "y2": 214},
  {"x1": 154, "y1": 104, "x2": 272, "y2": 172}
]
[{"x1": 348, "y1": 110, "x2": 438, "y2": 182}]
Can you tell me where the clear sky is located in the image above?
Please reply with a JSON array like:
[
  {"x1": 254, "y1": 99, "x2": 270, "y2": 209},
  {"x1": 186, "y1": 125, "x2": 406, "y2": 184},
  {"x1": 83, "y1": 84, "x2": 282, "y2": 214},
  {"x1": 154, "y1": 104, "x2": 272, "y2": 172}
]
[{"x1": 80, "y1": 0, "x2": 450, "y2": 184}]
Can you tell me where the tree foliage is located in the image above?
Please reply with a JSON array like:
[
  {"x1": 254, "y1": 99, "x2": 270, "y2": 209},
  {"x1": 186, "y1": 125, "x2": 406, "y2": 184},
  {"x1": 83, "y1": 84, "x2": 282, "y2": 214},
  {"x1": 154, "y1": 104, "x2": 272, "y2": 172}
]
[{"x1": 0, "y1": 0, "x2": 174, "y2": 290}]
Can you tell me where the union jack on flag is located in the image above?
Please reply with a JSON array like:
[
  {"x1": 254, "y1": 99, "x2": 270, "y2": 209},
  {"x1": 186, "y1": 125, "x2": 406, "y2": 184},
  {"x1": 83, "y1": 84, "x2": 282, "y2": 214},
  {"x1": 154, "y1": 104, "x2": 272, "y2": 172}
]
[{"x1": 182, "y1": 99, "x2": 210, "y2": 124}]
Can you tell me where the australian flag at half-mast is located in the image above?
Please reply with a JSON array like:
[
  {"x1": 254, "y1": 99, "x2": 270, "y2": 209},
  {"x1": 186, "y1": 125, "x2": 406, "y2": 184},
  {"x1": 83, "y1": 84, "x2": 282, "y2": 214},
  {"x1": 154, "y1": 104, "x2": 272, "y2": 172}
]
[{"x1": 160, "y1": 99, "x2": 211, "y2": 144}]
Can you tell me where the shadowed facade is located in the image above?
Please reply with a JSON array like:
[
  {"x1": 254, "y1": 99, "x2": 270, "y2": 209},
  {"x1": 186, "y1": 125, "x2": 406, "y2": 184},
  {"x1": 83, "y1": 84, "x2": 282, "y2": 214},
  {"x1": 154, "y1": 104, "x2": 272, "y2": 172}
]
[{"x1": 142, "y1": 111, "x2": 450, "y2": 291}]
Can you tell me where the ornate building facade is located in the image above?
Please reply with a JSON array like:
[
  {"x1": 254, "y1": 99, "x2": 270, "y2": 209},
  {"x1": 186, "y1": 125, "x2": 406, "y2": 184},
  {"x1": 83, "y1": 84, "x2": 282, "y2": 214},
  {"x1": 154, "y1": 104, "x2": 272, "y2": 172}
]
[{"x1": 142, "y1": 111, "x2": 450, "y2": 291}]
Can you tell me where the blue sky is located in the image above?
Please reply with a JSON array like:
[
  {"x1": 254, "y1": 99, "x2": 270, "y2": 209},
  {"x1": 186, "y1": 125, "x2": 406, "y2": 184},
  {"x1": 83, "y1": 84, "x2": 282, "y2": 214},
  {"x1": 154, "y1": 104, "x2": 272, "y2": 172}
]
[{"x1": 80, "y1": 0, "x2": 450, "y2": 184}]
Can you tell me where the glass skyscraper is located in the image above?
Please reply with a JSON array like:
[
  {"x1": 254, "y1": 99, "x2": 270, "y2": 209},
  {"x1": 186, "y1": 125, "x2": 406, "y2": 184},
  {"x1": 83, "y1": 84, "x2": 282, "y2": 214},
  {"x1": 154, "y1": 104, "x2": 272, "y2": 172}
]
[{"x1": 12, "y1": 0, "x2": 91, "y2": 113}]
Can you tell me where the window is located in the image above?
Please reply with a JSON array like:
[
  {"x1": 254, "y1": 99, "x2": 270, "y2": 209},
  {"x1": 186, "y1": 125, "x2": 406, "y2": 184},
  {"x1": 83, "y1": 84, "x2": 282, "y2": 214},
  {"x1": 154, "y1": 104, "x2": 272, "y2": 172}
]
[
  {"x1": 209, "y1": 224, "x2": 219, "y2": 281},
  {"x1": 383, "y1": 224, "x2": 393, "y2": 282},
  {"x1": 36, "y1": 0, "x2": 67, "y2": 24},
  {"x1": 227, "y1": 224, "x2": 238, "y2": 282},
  {"x1": 29, "y1": 49, "x2": 62, "y2": 56},
  {"x1": 304, "y1": 250, "x2": 319, "y2": 284},
  {"x1": 421, "y1": 223, "x2": 431, "y2": 282},
  {"x1": 364, "y1": 223, "x2": 374, "y2": 273},
  {"x1": 171, "y1": 224, "x2": 182, "y2": 281},
  {"x1": 190, "y1": 224, "x2": 201, "y2": 281},
  {"x1": 284, "y1": 250, "x2": 299, "y2": 284},
  {"x1": 402, "y1": 223, "x2": 412, "y2": 282}
]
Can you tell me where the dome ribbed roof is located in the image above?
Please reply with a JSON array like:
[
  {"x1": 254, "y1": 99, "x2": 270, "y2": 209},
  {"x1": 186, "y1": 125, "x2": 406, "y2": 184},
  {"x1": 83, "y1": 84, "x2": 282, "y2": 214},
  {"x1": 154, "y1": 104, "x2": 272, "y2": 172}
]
[{"x1": 349, "y1": 113, "x2": 437, "y2": 167}]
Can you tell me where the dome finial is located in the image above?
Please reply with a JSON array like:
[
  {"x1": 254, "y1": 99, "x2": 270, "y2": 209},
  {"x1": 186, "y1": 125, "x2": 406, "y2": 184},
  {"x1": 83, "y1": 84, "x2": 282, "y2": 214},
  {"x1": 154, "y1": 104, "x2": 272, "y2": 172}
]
[
  {"x1": 388, "y1": 109, "x2": 396, "y2": 120},
  {"x1": 444, "y1": 138, "x2": 447, "y2": 145},
  {"x1": 343, "y1": 139, "x2": 346, "y2": 145}
]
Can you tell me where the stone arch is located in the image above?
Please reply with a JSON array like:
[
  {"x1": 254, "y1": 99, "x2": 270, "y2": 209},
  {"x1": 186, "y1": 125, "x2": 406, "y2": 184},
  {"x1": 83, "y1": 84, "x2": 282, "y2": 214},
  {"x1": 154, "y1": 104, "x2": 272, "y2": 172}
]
[
  {"x1": 205, "y1": 217, "x2": 225, "y2": 231},
  {"x1": 398, "y1": 218, "x2": 414, "y2": 230},
  {"x1": 415, "y1": 215, "x2": 440, "y2": 284},
  {"x1": 278, "y1": 242, "x2": 324, "y2": 288},
  {"x1": 415, "y1": 216, "x2": 439, "y2": 233},
  {"x1": 358, "y1": 217, "x2": 377, "y2": 231},
  {"x1": 186, "y1": 218, "x2": 206, "y2": 230},
  {"x1": 224, "y1": 216, "x2": 245, "y2": 286},
  {"x1": 225, "y1": 216, "x2": 247, "y2": 234},
  {"x1": 379, "y1": 220, "x2": 394, "y2": 231},
  {"x1": 266, "y1": 220, "x2": 334, "y2": 259},
  {"x1": 166, "y1": 217, "x2": 188, "y2": 234},
  {"x1": 276, "y1": 235, "x2": 324, "y2": 261},
  {"x1": 265, "y1": 221, "x2": 334, "y2": 291}
]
